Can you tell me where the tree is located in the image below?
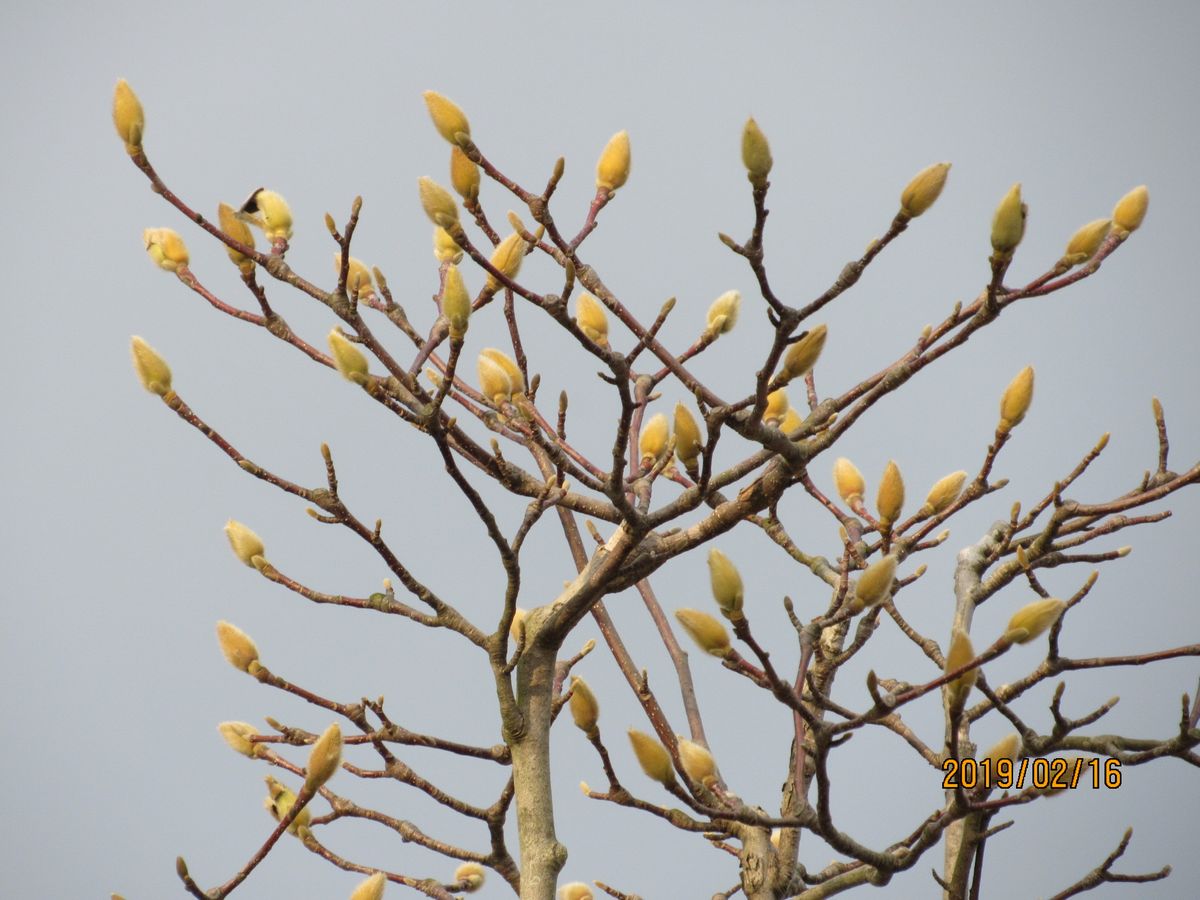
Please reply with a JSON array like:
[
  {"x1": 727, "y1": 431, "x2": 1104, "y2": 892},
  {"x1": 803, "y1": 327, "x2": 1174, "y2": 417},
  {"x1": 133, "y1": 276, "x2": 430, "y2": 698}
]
[{"x1": 113, "y1": 79, "x2": 1199, "y2": 900}]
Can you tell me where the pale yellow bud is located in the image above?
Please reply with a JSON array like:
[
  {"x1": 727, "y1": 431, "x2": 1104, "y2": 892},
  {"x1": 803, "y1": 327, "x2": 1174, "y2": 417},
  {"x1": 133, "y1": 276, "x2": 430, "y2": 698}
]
[
  {"x1": 639, "y1": 413, "x2": 669, "y2": 465},
  {"x1": 921, "y1": 470, "x2": 968, "y2": 516},
  {"x1": 477, "y1": 354, "x2": 514, "y2": 405},
  {"x1": 876, "y1": 460, "x2": 905, "y2": 525},
  {"x1": 833, "y1": 457, "x2": 866, "y2": 505},
  {"x1": 418, "y1": 176, "x2": 459, "y2": 230},
  {"x1": 264, "y1": 775, "x2": 311, "y2": 835},
  {"x1": 981, "y1": 733, "x2": 1022, "y2": 769},
  {"x1": 433, "y1": 226, "x2": 463, "y2": 264},
  {"x1": 216, "y1": 620, "x2": 260, "y2": 673},
  {"x1": 998, "y1": 366, "x2": 1035, "y2": 432},
  {"x1": 1061, "y1": 218, "x2": 1111, "y2": 266},
  {"x1": 112, "y1": 79, "x2": 145, "y2": 153},
  {"x1": 900, "y1": 162, "x2": 951, "y2": 218},
  {"x1": 1004, "y1": 597, "x2": 1067, "y2": 644},
  {"x1": 944, "y1": 628, "x2": 978, "y2": 716},
  {"x1": 741, "y1": 117, "x2": 773, "y2": 187},
  {"x1": 707, "y1": 549, "x2": 744, "y2": 620},
  {"x1": 218, "y1": 721, "x2": 264, "y2": 758},
  {"x1": 850, "y1": 555, "x2": 897, "y2": 613},
  {"x1": 449, "y1": 146, "x2": 481, "y2": 202},
  {"x1": 328, "y1": 329, "x2": 370, "y2": 383},
  {"x1": 130, "y1": 336, "x2": 173, "y2": 396},
  {"x1": 224, "y1": 519, "x2": 266, "y2": 568},
  {"x1": 595, "y1": 130, "x2": 631, "y2": 193},
  {"x1": 1112, "y1": 185, "x2": 1149, "y2": 235},
  {"x1": 674, "y1": 608, "x2": 731, "y2": 657},
  {"x1": 143, "y1": 227, "x2": 189, "y2": 272},
  {"x1": 677, "y1": 737, "x2": 717, "y2": 786},
  {"x1": 486, "y1": 232, "x2": 527, "y2": 291},
  {"x1": 991, "y1": 183, "x2": 1026, "y2": 255},
  {"x1": 763, "y1": 388, "x2": 789, "y2": 425},
  {"x1": 304, "y1": 723, "x2": 342, "y2": 792},
  {"x1": 575, "y1": 292, "x2": 609, "y2": 346},
  {"x1": 628, "y1": 728, "x2": 674, "y2": 786},
  {"x1": 559, "y1": 884, "x2": 594, "y2": 900},
  {"x1": 673, "y1": 403, "x2": 702, "y2": 468},
  {"x1": 349, "y1": 872, "x2": 387, "y2": 900},
  {"x1": 509, "y1": 608, "x2": 527, "y2": 642},
  {"x1": 332, "y1": 255, "x2": 373, "y2": 300},
  {"x1": 442, "y1": 265, "x2": 471, "y2": 339},
  {"x1": 422, "y1": 90, "x2": 471, "y2": 144},
  {"x1": 705, "y1": 290, "x2": 741, "y2": 336},
  {"x1": 480, "y1": 348, "x2": 525, "y2": 394},
  {"x1": 218, "y1": 203, "x2": 256, "y2": 273},
  {"x1": 454, "y1": 862, "x2": 485, "y2": 893},
  {"x1": 249, "y1": 190, "x2": 293, "y2": 241},
  {"x1": 569, "y1": 676, "x2": 600, "y2": 736},
  {"x1": 780, "y1": 324, "x2": 827, "y2": 382},
  {"x1": 779, "y1": 407, "x2": 803, "y2": 436}
]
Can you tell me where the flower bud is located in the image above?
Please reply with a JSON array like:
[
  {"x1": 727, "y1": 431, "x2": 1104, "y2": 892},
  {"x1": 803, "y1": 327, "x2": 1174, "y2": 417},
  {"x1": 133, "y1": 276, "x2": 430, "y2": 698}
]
[
  {"x1": 673, "y1": 403, "x2": 702, "y2": 469},
  {"x1": 1112, "y1": 185, "x2": 1149, "y2": 235},
  {"x1": 224, "y1": 519, "x2": 266, "y2": 568},
  {"x1": 595, "y1": 130, "x2": 631, "y2": 193},
  {"x1": 1003, "y1": 597, "x2": 1066, "y2": 644},
  {"x1": 143, "y1": 228, "x2": 189, "y2": 272},
  {"x1": 433, "y1": 226, "x2": 463, "y2": 264},
  {"x1": 677, "y1": 737, "x2": 717, "y2": 786},
  {"x1": 981, "y1": 733, "x2": 1022, "y2": 769},
  {"x1": 780, "y1": 407, "x2": 803, "y2": 436},
  {"x1": 639, "y1": 413, "x2": 669, "y2": 465},
  {"x1": 509, "y1": 608, "x2": 527, "y2": 642},
  {"x1": 628, "y1": 729, "x2": 674, "y2": 786},
  {"x1": 442, "y1": 265, "x2": 471, "y2": 339},
  {"x1": 569, "y1": 676, "x2": 600, "y2": 736},
  {"x1": 112, "y1": 79, "x2": 145, "y2": 153},
  {"x1": 218, "y1": 203, "x2": 256, "y2": 273},
  {"x1": 216, "y1": 620, "x2": 260, "y2": 673},
  {"x1": 998, "y1": 366, "x2": 1034, "y2": 433},
  {"x1": 741, "y1": 117, "x2": 773, "y2": 187},
  {"x1": 833, "y1": 457, "x2": 865, "y2": 505},
  {"x1": 990, "y1": 183, "x2": 1026, "y2": 255},
  {"x1": 218, "y1": 721, "x2": 264, "y2": 758},
  {"x1": 674, "y1": 608, "x2": 731, "y2": 657},
  {"x1": 448, "y1": 145, "x2": 481, "y2": 202},
  {"x1": 944, "y1": 628, "x2": 978, "y2": 716},
  {"x1": 575, "y1": 292, "x2": 609, "y2": 346},
  {"x1": 333, "y1": 254, "x2": 373, "y2": 300},
  {"x1": 763, "y1": 388, "x2": 789, "y2": 425},
  {"x1": 921, "y1": 470, "x2": 968, "y2": 516},
  {"x1": 304, "y1": 723, "x2": 343, "y2": 792},
  {"x1": 130, "y1": 336, "x2": 173, "y2": 396},
  {"x1": 454, "y1": 862, "x2": 485, "y2": 893},
  {"x1": 422, "y1": 91, "x2": 471, "y2": 144},
  {"x1": 246, "y1": 190, "x2": 294, "y2": 241},
  {"x1": 264, "y1": 775, "x2": 310, "y2": 835},
  {"x1": 1060, "y1": 218, "x2": 1111, "y2": 266},
  {"x1": 349, "y1": 872, "x2": 387, "y2": 900},
  {"x1": 705, "y1": 289, "x2": 741, "y2": 336},
  {"x1": 486, "y1": 232, "x2": 527, "y2": 291},
  {"x1": 328, "y1": 329, "x2": 370, "y2": 383},
  {"x1": 899, "y1": 162, "x2": 951, "y2": 218},
  {"x1": 876, "y1": 460, "x2": 905, "y2": 526},
  {"x1": 707, "y1": 549, "x2": 744, "y2": 620},
  {"x1": 418, "y1": 177, "x2": 459, "y2": 229},
  {"x1": 850, "y1": 555, "x2": 896, "y2": 613},
  {"x1": 780, "y1": 324, "x2": 827, "y2": 382},
  {"x1": 477, "y1": 354, "x2": 513, "y2": 405},
  {"x1": 480, "y1": 348, "x2": 525, "y2": 394},
  {"x1": 559, "y1": 884, "x2": 594, "y2": 900}
]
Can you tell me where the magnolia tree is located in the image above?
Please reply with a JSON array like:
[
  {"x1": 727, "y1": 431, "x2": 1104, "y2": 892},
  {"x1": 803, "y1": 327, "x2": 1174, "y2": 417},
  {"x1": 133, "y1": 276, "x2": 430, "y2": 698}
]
[{"x1": 113, "y1": 79, "x2": 1199, "y2": 900}]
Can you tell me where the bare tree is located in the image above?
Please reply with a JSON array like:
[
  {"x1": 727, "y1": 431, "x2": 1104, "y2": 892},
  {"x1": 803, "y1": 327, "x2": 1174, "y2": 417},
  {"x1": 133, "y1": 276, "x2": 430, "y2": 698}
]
[{"x1": 113, "y1": 80, "x2": 1199, "y2": 900}]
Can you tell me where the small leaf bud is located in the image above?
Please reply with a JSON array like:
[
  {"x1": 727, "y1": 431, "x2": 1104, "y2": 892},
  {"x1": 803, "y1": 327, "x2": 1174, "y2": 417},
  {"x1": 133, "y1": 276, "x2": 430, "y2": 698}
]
[
  {"x1": 780, "y1": 324, "x2": 827, "y2": 382},
  {"x1": 595, "y1": 130, "x2": 631, "y2": 193},
  {"x1": 741, "y1": 117, "x2": 773, "y2": 187},
  {"x1": 1003, "y1": 597, "x2": 1067, "y2": 644},
  {"x1": 422, "y1": 90, "x2": 471, "y2": 144},
  {"x1": 130, "y1": 336, "x2": 173, "y2": 396},
  {"x1": 990, "y1": 183, "x2": 1026, "y2": 255},
  {"x1": 568, "y1": 676, "x2": 600, "y2": 736},
  {"x1": 328, "y1": 329, "x2": 370, "y2": 383},
  {"x1": 304, "y1": 723, "x2": 343, "y2": 792},
  {"x1": 899, "y1": 162, "x2": 951, "y2": 218},
  {"x1": 627, "y1": 729, "x2": 674, "y2": 786},
  {"x1": 575, "y1": 292, "x2": 609, "y2": 346},
  {"x1": 442, "y1": 265, "x2": 471, "y2": 339},
  {"x1": 1112, "y1": 185, "x2": 1149, "y2": 235},
  {"x1": 143, "y1": 227, "x2": 189, "y2": 272},
  {"x1": 998, "y1": 366, "x2": 1035, "y2": 433},
  {"x1": 112, "y1": 79, "x2": 144, "y2": 153},
  {"x1": 674, "y1": 608, "x2": 731, "y2": 657},
  {"x1": 707, "y1": 549, "x2": 744, "y2": 620},
  {"x1": 833, "y1": 457, "x2": 866, "y2": 505},
  {"x1": 216, "y1": 620, "x2": 260, "y2": 673}
]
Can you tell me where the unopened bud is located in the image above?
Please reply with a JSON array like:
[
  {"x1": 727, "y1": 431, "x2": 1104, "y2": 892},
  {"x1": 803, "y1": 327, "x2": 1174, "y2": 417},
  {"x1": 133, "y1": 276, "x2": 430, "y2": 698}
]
[
  {"x1": 559, "y1": 884, "x2": 594, "y2": 900},
  {"x1": 707, "y1": 549, "x2": 744, "y2": 620},
  {"x1": 998, "y1": 366, "x2": 1035, "y2": 432},
  {"x1": 944, "y1": 628, "x2": 977, "y2": 716},
  {"x1": 575, "y1": 292, "x2": 609, "y2": 346},
  {"x1": 991, "y1": 183, "x2": 1026, "y2": 256},
  {"x1": 780, "y1": 325, "x2": 827, "y2": 382},
  {"x1": 1003, "y1": 597, "x2": 1067, "y2": 644},
  {"x1": 763, "y1": 388, "x2": 789, "y2": 425},
  {"x1": 673, "y1": 403, "x2": 702, "y2": 468},
  {"x1": 596, "y1": 130, "x2": 631, "y2": 193},
  {"x1": 900, "y1": 162, "x2": 951, "y2": 218},
  {"x1": 422, "y1": 90, "x2": 471, "y2": 144},
  {"x1": 333, "y1": 254, "x2": 373, "y2": 300},
  {"x1": 850, "y1": 555, "x2": 897, "y2": 613},
  {"x1": 639, "y1": 413, "x2": 669, "y2": 465},
  {"x1": 454, "y1": 862, "x2": 485, "y2": 893},
  {"x1": 245, "y1": 190, "x2": 293, "y2": 241},
  {"x1": 741, "y1": 117, "x2": 773, "y2": 187},
  {"x1": 1060, "y1": 218, "x2": 1111, "y2": 267},
  {"x1": 1112, "y1": 185, "x2": 1149, "y2": 235},
  {"x1": 486, "y1": 232, "x2": 526, "y2": 291},
  {"x1": 264, "y1": 775, "x2": 310, "y2": 835},
  {"x1": 349, "y1": 872, "x2": 387, "y2": 900},
  {"x1": 876, "y1": 460, "x2": 905, "y2": 526},
  {"x1": 569, "y1": 676, "x2": 600, "y2": 736},
  {"x1": 328, "y1": 329, "x2": 370, "y2": 383},
  {"x1": 216, "y1": 620, "x2": 260, "y2": 673},
  {"x1": 450, "y1": 145, "x2": 481, "y2": 202},
  {"x1": 304, "y1": 723, "x2": 342, "y2": 791},
  {"x1": 218, "y1": 203, "x2": 256, "y2": 273},
  {"x1": 674, "y1": 608, "x2": 731, "y2": 657},
  {"x1": 981, "y1": 733, "x2": 1022, "y2": 769},
  {"x1": 509, "y1": 608, "x2": 527, "y2": 642},
  {"x1": 112, "y1": 79, "x2": 145, "y2": 153},
  {"x1": 143, "y1": 227, "x2": 189, "y2": 272},
  {"x1": 442, "y1": 265, "x2": 471, "y2": 339},
  {"x1": 705, "y1": 290, "x2": 741, "y2": 336},
  {"x1": 418, "y1": 177, "x2": 459, "y2": 229},
  {"x1": 478, "y1": 354, "x2": 514, "y2": 405},
  {"x1": 677, "y1": 737, "x2": 717, "y2": 786},
  {"x1": 481, "y1": 348, "x2": 524, "y2": 394},
  {"x1": 433, "y1": 226, "x2": 463, "y2": 264},
  {"x1": 921, "y1": 470, "x2": 968, "y2": 516},
  {"x1": 833, "y1": 457, "x2": 866, "y2": 505},
  {"x1": 628, "y1": 728, "x2": 674, "y2": 786},
  {"x1": 218, "y1": 721, "x2": 264, "y2": 758},
  {"x1": 224, "y1": 519, "x2": 266, "y2": 568},
  {"x1": 130, "y1": 336, "x2": 172, "y2": 396}
]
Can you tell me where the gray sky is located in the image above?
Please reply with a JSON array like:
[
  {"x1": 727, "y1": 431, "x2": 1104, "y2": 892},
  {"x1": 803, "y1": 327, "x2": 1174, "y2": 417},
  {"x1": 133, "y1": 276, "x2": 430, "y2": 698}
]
[{"x1": 3, "y1": 1, "x2": 1199, "y2": 897}]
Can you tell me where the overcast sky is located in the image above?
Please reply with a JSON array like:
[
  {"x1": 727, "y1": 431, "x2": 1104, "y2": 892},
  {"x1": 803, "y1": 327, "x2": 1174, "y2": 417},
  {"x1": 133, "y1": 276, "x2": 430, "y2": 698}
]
[{"x1": 3, "y1": 2, "x2": 1199, "y2": 898}]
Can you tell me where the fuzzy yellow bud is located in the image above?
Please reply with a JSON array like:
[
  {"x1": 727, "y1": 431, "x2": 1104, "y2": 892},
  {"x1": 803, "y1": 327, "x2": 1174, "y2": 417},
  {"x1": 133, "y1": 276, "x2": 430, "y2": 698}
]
[
  {"x1": 418, "y1": 177, "x2": 459, "y2": 229},
  {"x1": 741, "y1": 117, "x2": 773, "y2": 187},
  {"x1": 763, "y1": 388, "x2": 789, "y2": 425},
  {"x1": 559, "y1": 884, "x2": 594, "y2": 900},
  {"x1": 216, "y1": 620, "x2": 260, "y2": 673},
  {"x1": 422, "y1": 90, "x2": 471, "y2": 144},
  {"x1": 779, "y1": 407, "x2": 803, "y2": 436},
  {"x1": 477, "y1": 355, "x2": 514, "y2": 405},
  {"x1": 349, "y1": 872, "x2": 387, "y2": 900},
  {"x1": 638, "y1": 413, "x2": 669, "y2": 465},
  {"x1": 486, "y1": 232, "x2": 527, "y2": 291},
  {"x1": 673, "y1": 403, "x2": 703, "y2": 469},
  {"x1": 1004, "y1": 597, "x2": 1067, "y2": 644},
  {"x1": 130, "y1": 336, "x2": 173, "y2": 396},
  {"x1": 899, "y1": 162, "x2": 951, "y2": 218},
  {"x1": 677, "y1": 737, "x2": 717, "y2": 786},
  {"x1": 876, "y1": 460, "x2": 905, "y2": 526},
  {"x1": 998, "y1": 366, "x2": 1035, "y2": 433},
  {"x1": 981, "y1": 733, "x2": 1022, "y2": 769},
  {"x1": 442, "y1": 265, "x2": 471, "y2": 339},
  {"x1": 112, "y1": 79, "x2": 144, "y2": 153},
  {"x1": 595, "y1": 130, "x2": 631, "y2": 193},
  {"x1": 628, "y1": 729, "x2": 674, "y2": 786},
  {"x1": 1061, "y1": 218, "x2": 1111, "y2": 267},
  {"x1": 991, "y1": 183, "x2": 1026, "y2": 256},
  {"x1": 833, "y1": 457, "x2": 866, "y2": 505},
  {"x1": 780, "y1": 324, "x2": 827, "y2": 383},
  {"x1": 509, "y1": 608, "x2": 527, "y2": 642},
  {"x1": 921, "y1": 470, "x2": 968, "y2": 516},
  {"x1": 246, "y1": 190, "x2": 293, "y2": 241},
  {"x1": 481, "y1": 348, "x2": 524, "y2": 394},
  {"x1": 1112, "y1": 185, "x2": 1149, "y2": 235},
  {"x1": 433, "y1": 226, "x2": 463, "y2": 264},
  {"x1": 707, "y1": 549, "x2": 744, "y2": 620},
  {"x1": 143, "y1": 227, "x2": 189, "y2": 272},
  {"x1": 304, "y1": 723, "x2": 342, "y2": 792},
  {"x1": 850, "y1": 555, "x2": 897, "y2": 613},
  {"x1": 218, "y1": 203, "x2": 255, "y2": 273},
  {"x1": 224, "y1": 519, "x2": 266, "y2": 568},
  {"x1": 454, "y1": 862, "x2": 485, "y2": 893},
  {"x1": 944, "y1": 628, "x2": 978, "y2": 717},
  {"x1": 575, "y1": 292, "x2": 609, "y2": 346},
  {"x1": 333, "y1": 254, "x2": 373, "y2": 300},
  {"x1": 264, "y1": 775, "x2": 310, "y2": 835},
  {"x1": 449, "y1": 146, "x2": 481, "y2": 202},
  {"x1": 705, "y1": 289, "x2": 741, "y2": 336},
  {"x1": 674, "y1": 608, "x2": 731, "y2": 657},
  {"x1": 328, "y1": 329, "x2": 370, "y2": 384},
  {"x1": 569, "y1": 676, "x2": 600, "y2": 736},
  {"x1": 218, "y1": 721, "x2": 264, "y2": 758}
]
